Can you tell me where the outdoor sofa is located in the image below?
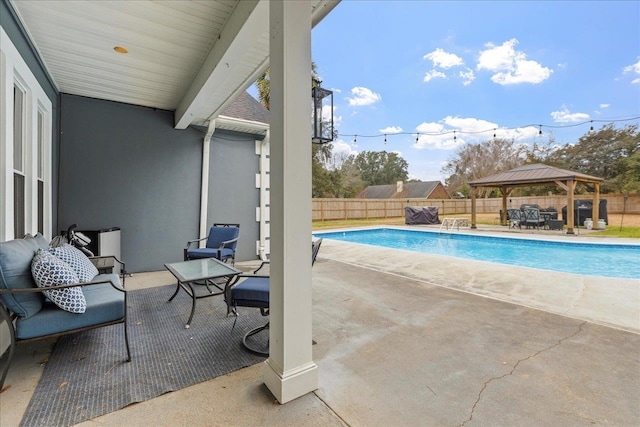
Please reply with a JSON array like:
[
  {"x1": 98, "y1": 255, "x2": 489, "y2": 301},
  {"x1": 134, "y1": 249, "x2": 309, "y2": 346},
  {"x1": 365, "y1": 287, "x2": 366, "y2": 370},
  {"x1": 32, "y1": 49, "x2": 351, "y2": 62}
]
[{"x1": 0, "y1": 234, "x2": 130, "y2": 390}]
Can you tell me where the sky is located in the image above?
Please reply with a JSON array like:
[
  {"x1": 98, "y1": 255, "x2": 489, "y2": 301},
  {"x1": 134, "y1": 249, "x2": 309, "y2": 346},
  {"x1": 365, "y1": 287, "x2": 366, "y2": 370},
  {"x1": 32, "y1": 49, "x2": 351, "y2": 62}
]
[{"x1": 298, "y1": 0, "x2": 640, "y2": 183}]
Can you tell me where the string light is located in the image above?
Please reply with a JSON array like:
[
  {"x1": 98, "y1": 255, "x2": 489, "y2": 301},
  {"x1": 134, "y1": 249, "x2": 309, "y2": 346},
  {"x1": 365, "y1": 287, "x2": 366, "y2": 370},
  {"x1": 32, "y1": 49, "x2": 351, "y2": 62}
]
[{"x1": 334, "y1": 115, "x2": 639, "y2": 145}]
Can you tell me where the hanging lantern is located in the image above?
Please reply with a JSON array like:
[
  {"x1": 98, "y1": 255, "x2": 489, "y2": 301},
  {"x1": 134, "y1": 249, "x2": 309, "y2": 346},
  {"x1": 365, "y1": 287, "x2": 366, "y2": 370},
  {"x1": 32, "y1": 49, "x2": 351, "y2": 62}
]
[{"x1": 312, "y1": 80, "x2": 334, "y2": 144}]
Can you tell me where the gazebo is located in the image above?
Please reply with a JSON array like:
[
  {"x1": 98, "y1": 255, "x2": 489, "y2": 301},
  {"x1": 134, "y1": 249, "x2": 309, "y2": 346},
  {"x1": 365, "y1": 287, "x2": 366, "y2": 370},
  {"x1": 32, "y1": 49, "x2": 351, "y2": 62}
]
[{"x1": 468, "y1": 164, "x2": 604, "y2": 234}]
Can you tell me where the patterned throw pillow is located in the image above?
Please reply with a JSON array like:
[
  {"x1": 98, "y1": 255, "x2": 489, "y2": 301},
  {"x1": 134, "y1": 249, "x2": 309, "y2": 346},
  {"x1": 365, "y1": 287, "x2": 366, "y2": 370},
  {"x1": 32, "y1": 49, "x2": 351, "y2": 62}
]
[
  {"x1": 31, "y1": 249, "x2": 87, "y2": 314},
  {"x1": 49, "y1": 244, "x2": 98, "y2": 282}
]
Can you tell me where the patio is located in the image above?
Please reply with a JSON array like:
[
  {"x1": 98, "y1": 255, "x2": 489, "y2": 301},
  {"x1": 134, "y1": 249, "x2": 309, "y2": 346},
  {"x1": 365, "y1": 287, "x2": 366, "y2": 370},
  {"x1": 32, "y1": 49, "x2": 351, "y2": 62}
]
[{"x1": 2, "y1": 234, "x2": 638, "y2": 426}]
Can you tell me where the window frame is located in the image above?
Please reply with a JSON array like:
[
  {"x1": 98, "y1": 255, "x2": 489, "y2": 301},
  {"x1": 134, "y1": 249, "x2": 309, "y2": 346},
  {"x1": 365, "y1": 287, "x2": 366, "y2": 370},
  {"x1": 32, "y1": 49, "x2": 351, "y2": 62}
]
[{"x1": 1, "y1": 28, "x2": 53, "y2": 241}]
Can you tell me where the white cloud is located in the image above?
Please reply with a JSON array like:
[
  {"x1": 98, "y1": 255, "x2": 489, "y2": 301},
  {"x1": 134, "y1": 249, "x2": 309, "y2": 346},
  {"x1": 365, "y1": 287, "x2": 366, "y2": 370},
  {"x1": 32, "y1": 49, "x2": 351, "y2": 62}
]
[
  {"x1": 423, "y1": 69, "x2": 447, "y2": 83},
  {"x1": 459, "y1": 68, "x2": 475, "y2": 86},
  {"x1": 550, "y1": 105, "x2": 590, "y2": 123},
  {"x1": 495, "y1": 126, "x2": 540, "y2": 141},
  {"x1": 347, "y1": 86, "x2": 381, "y2": 106},
  {"x1": 414, "y1": 116, "x2": 540, "y2": 150},
  {"x1": 331, "y1": 139, "x2": 358, "y2": 158},
  {"x1": 416, "y1": 121, "x2": 446, "y2": 134},
  {"x1": 623, "y1": 58, "x2": 640, "y2": 84},
  {"x1": 423, "y1": 48, "x2": 464, "y2": 69},
  {"x1": 442, "y1": 116, "x2": 497, "y2": 133},
  {"x1": 599, "y1": 103, "x2": 610, "y2": 109},
  {"x1": 477, "y1": 38, "x2": 552, "y2": 85},
  {"x1": 415, "y1": 121, "x2": 462, "y2": 149},
  {"x1": 380, "y1": 126, "x2": 403, "y2": 133}
]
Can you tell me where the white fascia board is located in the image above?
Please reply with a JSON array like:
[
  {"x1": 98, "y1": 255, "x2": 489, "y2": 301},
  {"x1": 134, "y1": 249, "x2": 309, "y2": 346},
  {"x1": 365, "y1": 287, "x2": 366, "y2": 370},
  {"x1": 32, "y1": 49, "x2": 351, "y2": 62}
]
[
  {"x1": 217, "y1": 115, "x2": 268, "y2": 134},
  {"x1": 175, "y1": 0, "x2": 340, "y2": 130},
  {"x1": 174, "y1": 0, "x2": 263, "y2": 129}
]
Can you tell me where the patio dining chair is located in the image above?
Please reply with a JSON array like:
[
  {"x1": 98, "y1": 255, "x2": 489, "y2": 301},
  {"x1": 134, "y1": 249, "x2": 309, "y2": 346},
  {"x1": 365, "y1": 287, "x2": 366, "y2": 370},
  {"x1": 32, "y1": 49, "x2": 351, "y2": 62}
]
[
  {"x1": 184, "y1": 223, "x2": 239, "y2": 265},
  {"x1": 226, "y1": 238, "x2": 322, "y2": 356},
  {"x1": 507, "y1": 208, "x2": 523, "y2": 229},
  {"x1": 523, "y1": 208, "x2": 545, "y2": 230}
]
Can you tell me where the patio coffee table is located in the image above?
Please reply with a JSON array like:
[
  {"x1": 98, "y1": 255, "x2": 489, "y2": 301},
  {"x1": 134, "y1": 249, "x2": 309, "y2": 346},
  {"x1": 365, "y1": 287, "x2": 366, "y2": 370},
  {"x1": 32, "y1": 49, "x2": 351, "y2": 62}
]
[{"x1": 165, "y1": 258, "x2": 241, "y2": 328}]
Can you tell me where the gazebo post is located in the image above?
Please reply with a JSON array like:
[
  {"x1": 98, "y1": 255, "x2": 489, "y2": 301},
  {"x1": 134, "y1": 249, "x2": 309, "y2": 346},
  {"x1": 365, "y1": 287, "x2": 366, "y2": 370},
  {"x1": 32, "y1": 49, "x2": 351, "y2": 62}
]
[
  {"x1": 593, "y1": 182, "x2": 600, "y2": 228},
  {"x1": 471, "y1": 188, "x2": 477, "y2": 229},
  {"x1": 566, "y1": 180, "x2": 576, "y2": 234},
  {"x1": 500, "y1": 187, "x2": 510, "y2": 226}
]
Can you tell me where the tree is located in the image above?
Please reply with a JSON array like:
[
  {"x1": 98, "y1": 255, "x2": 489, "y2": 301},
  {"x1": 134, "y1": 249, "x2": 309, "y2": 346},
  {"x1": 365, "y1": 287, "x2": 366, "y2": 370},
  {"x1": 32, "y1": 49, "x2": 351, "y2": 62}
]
[
  {"x1": 255, "y1": 70, "x2": 270, "y2": 110},
  {"x1": 442, "y1": 138, "x2": 527, "y2": 197},
  {"x1": 545, "y1": 124, "x2": 639, "y2": 193},
  {"x1": 325, "y1": 153, "x2": 363, "y2": 198},
  {"x1": 619, "y1": 150, "x2": 640, "y2": 194},
  {"x1": 353, "y1": 150, "x2": 409, "y2": 187},
  {"x1": 312, "y1": 143, "x2": 334, "y2": 197}
]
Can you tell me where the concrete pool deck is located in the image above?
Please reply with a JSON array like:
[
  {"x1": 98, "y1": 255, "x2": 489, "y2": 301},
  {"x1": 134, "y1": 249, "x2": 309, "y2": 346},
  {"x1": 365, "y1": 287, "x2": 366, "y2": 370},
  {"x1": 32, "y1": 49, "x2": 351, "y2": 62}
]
[
  {"x1": 316, "y1": 225, "x2": 640, "y2": 334},
  {"x1": 1, "y1": 226, "x2": 639, "y2": 426}
]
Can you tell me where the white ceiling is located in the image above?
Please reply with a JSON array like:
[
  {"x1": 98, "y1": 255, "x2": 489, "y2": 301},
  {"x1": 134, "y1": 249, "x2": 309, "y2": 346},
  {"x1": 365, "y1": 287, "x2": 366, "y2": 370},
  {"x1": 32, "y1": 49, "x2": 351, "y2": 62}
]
[{"x1": 10, "y1": 0, "x2": 339, "y2": 128}]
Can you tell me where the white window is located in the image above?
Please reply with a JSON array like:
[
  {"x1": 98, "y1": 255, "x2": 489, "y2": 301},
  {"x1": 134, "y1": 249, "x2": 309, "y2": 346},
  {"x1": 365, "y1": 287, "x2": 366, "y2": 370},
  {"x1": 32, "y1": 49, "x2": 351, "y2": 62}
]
[{"x1": 1, "y1": 28, "x2": 53, "y2": 241}]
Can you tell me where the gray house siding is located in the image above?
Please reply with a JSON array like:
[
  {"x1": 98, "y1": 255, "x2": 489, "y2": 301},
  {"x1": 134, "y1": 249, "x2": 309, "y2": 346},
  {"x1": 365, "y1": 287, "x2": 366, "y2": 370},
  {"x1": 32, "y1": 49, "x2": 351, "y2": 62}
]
[
  {"x1": 58, "y1": 94, "x2": 201, "y2": 272},
  {"x1": 207, "y1": 129, "x2": 261, "y2": 262},
  {"x1": 58, "y1": 94, "x2": 261, "y2": 272},
  {"x1": 1, "y1": 0, "x2": 60, "y2": 231}
]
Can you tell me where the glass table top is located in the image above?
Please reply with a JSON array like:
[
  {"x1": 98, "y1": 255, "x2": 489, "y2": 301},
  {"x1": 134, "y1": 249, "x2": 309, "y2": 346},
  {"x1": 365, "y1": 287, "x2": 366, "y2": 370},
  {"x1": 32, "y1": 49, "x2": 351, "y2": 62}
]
[{"x1": 164, "y1": 258, "x2": 240, "y2": 283}]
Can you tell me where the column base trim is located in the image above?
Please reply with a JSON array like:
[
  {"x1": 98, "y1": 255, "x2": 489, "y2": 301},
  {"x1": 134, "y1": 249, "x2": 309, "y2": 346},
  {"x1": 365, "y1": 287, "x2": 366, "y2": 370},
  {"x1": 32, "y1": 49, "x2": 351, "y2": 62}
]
[{"x1": 263, "y1": 359, "x2": 318, "y2": 404}]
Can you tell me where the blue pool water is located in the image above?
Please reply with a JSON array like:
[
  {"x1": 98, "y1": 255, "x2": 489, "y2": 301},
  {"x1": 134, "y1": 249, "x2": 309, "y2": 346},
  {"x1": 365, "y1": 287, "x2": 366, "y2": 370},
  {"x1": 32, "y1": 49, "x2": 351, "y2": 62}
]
[{"x1": 316, "y1": 228, "x2": 640, "y2": 279}]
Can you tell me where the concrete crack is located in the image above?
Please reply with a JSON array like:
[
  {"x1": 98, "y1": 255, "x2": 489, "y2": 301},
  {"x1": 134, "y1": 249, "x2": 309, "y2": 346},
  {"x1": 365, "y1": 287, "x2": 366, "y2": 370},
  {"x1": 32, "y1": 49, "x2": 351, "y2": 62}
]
[
  {"x1": 565, "y1": 280, "x2": 585, "y2": 315},
  {"x1": 313, "y1": 390, "x2": 352, "y2": 427},
  {"x1": 458, "y1": 321, "x2": 586, "y2": 427}
]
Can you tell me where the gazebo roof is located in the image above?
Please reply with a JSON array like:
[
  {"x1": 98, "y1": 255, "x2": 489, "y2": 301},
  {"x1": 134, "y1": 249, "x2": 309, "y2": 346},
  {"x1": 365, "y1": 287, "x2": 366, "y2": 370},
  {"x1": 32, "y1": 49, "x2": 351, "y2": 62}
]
[{"x1": 468, "y1": 163, "x2": 603, "y2": 188}]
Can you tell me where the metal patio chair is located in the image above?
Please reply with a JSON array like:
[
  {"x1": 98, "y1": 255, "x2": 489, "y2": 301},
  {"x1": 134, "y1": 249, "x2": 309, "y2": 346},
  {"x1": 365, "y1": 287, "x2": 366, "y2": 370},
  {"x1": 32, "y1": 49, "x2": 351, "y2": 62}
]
[
  {"x1": 184, "y1": 223, "x2": 240, "y2": 265},
  {"x1": 523, "y1": 208, "x2": 545, "y2": 229},
  {"x1": 507, "y1": 208, "x2": 523, "y2": 229},
  {"x1": 226, "y1": 238, "x2": 322, "y2": 356}
]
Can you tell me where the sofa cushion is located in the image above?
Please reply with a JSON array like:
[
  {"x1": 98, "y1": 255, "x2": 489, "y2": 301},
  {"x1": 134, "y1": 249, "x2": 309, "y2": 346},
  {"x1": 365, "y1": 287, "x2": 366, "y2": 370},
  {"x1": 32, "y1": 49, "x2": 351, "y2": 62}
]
[
  {"x1": 31, "y1": 249, "x2": 87, "y2": 314},
  {"x1": 15, "y1": 281, "x2": 125, "y2": 340},
  {"x1": 49, "y1": 243, "x2": 98, "y2": 282},
  {"x1": 0, "y1": 236, "x2": 46, "y2": 318}
]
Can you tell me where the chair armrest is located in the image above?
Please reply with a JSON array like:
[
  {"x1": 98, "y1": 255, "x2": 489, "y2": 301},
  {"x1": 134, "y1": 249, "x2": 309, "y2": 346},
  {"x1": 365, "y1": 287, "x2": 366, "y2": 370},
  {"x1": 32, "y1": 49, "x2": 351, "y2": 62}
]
[
  {"x1": 185, "y1": 236, "x2": 207, "y2": 249},
  {"x1": 253, "y1": 261, "x2": 270, "y2": 274},
  {"x1": 217, "y1": 236, "x2": 239, "y2": 252},
  {"x1": 0, "y1": 278, "x2": 126, "y2": 295},
  {"x1": 184, "y1": 236, "x2": 208, "y2": 260},
  {"x1": 89, "y1": 255, "x2": 127, "y2": 286}
]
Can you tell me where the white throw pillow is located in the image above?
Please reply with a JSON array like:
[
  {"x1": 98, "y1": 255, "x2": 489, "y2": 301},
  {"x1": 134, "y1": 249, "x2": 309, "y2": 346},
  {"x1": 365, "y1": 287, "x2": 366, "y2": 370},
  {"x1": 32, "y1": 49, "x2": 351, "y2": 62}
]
[
  {"x1": 31, "y1": 249, "x2": 87, "y2": 313},
  {"x1": 49, "y1": 243, "x2": 98, "y2": 282}
]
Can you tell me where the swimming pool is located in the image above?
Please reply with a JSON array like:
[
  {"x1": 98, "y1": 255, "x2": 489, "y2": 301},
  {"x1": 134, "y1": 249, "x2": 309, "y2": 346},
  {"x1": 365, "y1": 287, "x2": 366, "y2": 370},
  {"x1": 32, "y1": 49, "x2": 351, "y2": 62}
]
[{"x1": 316, "y1": 228, "x2": 640, "y2": 279}]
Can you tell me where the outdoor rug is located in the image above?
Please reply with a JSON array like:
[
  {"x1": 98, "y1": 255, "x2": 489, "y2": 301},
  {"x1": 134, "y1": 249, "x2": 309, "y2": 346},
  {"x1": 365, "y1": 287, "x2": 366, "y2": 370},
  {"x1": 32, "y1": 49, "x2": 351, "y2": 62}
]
[{"x1": 20, "y1": 284, "x2": 268, "y2": 427}]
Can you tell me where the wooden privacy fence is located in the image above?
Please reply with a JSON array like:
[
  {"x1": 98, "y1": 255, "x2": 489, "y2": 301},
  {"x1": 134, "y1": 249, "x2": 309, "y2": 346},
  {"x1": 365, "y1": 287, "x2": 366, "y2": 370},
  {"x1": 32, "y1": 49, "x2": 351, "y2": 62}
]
[{"x1": 312, "y1": 194, "x2": 640, "y2": 221}]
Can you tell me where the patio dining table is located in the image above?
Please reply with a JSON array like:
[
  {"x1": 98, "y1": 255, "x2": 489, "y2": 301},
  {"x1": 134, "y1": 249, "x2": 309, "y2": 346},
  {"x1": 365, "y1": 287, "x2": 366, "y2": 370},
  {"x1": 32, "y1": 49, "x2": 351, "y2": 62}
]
[
  {"x1": 539, "y1": 211, "x2": 557, "y2": 229},
  {"x1": 165, "y1": 258, "x2": 241, "y2": 328}
]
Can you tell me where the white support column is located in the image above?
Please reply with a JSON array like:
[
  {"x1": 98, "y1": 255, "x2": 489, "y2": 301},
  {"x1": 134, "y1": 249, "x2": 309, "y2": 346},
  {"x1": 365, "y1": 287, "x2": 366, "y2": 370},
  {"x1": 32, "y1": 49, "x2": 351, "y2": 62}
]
[{"x1": 264, "y1": 0, "x2": 317, "y2": 404}]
